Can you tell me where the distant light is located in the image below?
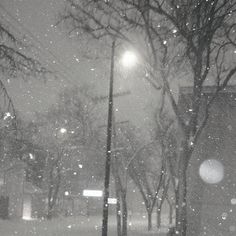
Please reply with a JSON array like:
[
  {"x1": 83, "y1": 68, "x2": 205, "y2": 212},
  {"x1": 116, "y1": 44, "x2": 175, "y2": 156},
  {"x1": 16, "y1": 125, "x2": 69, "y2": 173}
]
[
  {"x1": 22, "y1": 198, "x2": 32, "y2": 221},
  {"x1": 83, "y1": 190, "x2": 103, "y2": 197},
  {"x1": 22, "y1": 215, "x2": 33, "y2": 221},
  {"x1": 222, "y1": 212, "x2": 228, "y2": 220},
  {"x1": 231, "y1": 198, "x2": 236, "y2": 205},
  {"x1": 60, "y1": 128, "x2": 67, "y2": 134},
  {"x1": 65, "y1": 191, "x2": 69, "y2": 196},
  {"x1": 3, "y1": 112, "x2": 12, "y2": 120},
  {"x1": 78, "y1": 164, "x2": 83, "y2": 169},
  {"x1": 121, "y1": 51, "x2": 137, "y2": 68},
  {"x1": 108, "y1": 198, "x2": 117, "y2": 205},
  {"x1": 199, "y1": 159, "x2": 224, "y2": 184},
  {"x1": 172, "y1": 29, "x2": 177, "y2": 33},
  {"x1": 29, "y1": 153, "x2": 35, "y2": 160}
]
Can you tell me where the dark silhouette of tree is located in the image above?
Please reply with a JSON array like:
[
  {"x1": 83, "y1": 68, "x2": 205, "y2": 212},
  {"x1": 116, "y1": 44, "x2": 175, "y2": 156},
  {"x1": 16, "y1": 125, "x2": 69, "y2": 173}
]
[
  {"x1": 0, "y1": 20, "x2": 45, "y2": 116},
  {"x1": 60, "y1": 1, "x2": 236, "y2": 235},
  {"x1": 151, "y1": 107, "x2": 177, "y2": 229},
  {"x1": 32, "y1": 86, "x2": 103, "y2": 219},
  {"x1": 0, "y1": 20, "x2": 47, "y2": 187},
  {"x1": 112, "y1": 124, "x2": 164, "y2": 232}
]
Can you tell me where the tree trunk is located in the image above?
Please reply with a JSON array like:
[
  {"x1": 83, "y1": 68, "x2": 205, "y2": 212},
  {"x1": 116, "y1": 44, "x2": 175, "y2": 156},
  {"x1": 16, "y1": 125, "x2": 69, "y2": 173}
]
[
  {"x1": 176, "y1": 167, "x2": 187, "y2": 236},
  {"x1": 147, "y1": 210, "x2": 152, "y2": 231},
  {"x1": 157, "y1": 178, "x2": 170, "y2": 229},
  {"x1": 121, "y1": 191, "x2": 128, "y2": 236},
  {"x1": 47, "y1": 165, "x2": 61, "y2": 220},
  {"x1": 157, "y1": 205, "x2": 161, "y2": 229},
  {"x1": 175, "y1": 141, "x2": 190, "y2": 236},
  {"x1": 47, "y1": 193, "x2": 58, "y2": 220},
  {"x1": 169, "y1": 204, "x2": 173, "y2": 225},
  {"x1": 112, "y1": 160, "x2": 123, "y2": 236},
  {"x1": 47, "y1": 204, "x2": 53, "y2": 220},
  {"x1": 47, "y1": 169, "x2": 54, "y2": 220},
  {"x1": 166, "y1": 197, "x2": 173, "y2": 225},
  {"x1": 115, "y1": 192, "x2": 122, "y2": 236},
  {"x1": 112, "y1": 161, "x2": 127, "y2": 236},
  {"x1": 156, "y1": 195, "x2": 165, "y2": 228}
]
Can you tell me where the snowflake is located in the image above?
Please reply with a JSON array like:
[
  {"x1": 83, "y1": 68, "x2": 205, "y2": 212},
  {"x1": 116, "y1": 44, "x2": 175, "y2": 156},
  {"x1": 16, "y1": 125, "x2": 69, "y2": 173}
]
[{"x1": 221, "y1": 212, "x2": 227, "y2": 220}]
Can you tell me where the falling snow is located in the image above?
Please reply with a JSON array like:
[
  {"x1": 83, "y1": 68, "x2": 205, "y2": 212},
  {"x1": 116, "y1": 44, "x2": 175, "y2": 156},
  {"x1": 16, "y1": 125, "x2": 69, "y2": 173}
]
[{"x1": 0, "y1": 1, "x2": 234, "y2": 236}]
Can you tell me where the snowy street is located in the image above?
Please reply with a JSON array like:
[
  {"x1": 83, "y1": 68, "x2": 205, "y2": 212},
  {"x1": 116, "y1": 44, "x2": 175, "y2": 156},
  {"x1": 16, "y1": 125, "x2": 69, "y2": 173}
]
[{"x1": 0, "y1": 216, "x2": 168, "y2": 236}]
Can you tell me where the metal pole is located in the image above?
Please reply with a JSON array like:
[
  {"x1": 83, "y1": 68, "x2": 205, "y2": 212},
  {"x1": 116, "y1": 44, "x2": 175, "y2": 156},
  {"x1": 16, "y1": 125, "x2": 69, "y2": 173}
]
[{"x1": 101, "y1": 40, "x2": 116, "y2": 236}]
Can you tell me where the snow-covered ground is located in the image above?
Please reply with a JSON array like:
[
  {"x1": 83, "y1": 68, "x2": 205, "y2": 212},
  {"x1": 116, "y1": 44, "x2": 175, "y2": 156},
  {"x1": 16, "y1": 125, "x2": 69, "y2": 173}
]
[{"x1": 0, "y1": 215, "x2": 169, "y2": 236}]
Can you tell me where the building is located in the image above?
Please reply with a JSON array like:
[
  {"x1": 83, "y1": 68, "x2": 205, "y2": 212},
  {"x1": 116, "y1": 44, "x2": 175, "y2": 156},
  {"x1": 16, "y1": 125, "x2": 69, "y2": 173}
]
[
  {"x1": 179, "y1": 86, "x2": 236, "y2": 236},
  {"x1": 0, "y1": 157, "x2": 45, "y2": 220}
]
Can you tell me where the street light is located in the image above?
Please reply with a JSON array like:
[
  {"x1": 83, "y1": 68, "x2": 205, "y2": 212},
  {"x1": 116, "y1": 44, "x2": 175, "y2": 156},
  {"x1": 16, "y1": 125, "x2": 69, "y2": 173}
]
[
  {"x1": 56, "y1": 127, "x2": 67, "y2": 140},
  {"x1": 121, "y1": 50, "x2": 138, "y2": 68},
  {"x1": 59, "y1": 127, "x2": 67, "y2": 134},
  {"x1": 101, "y1": 43, "x2": 137, "y2": 236}
]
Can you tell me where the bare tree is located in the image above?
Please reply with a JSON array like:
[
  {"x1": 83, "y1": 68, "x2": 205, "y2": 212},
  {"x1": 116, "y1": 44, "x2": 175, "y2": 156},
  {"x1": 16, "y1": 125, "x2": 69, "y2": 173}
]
[
  {"x1": 128, "y1": 146, "x2": 164, "y2": 231},
  {"x1": 33, "y1": 110, "x2": 68, "y2": 219},
  {"x1": 153, "y1": 124, "x2": 175, "y2": 229},
  {"x1": 94, "y1": 121, "x2": 133, "y2": 236},
  {"x1": 113, "y1": 124, "x2": 164, "y2": 231},
  {"x1": 60, "y1": 1, "x2": 236, "y2": 235},
  {"x1": 33, "y1": 86, "x2": 102, "y2": 219},
  {"x1": 0, "y1": 20, "x2": 45, "y2": 116},
  {"x1": 111, "y1": 124, "x2": 163, "y2": 235},
  {"x1": 111, "y1": 124, "x2": 128, "y2": 236},
  {"x1": 150, "y1": 102, "x2": 178, "y2": 228}
]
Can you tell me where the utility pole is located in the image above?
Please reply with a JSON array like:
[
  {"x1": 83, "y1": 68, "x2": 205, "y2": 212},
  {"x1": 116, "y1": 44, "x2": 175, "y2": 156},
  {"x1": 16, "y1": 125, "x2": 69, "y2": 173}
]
[{"x1": 101, "y1": 40, "x2": 116, "y2": 236}]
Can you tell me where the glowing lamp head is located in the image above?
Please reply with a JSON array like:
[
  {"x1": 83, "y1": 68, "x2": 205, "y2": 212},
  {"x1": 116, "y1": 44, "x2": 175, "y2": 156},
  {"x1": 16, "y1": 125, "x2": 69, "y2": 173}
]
[
  {"x1": 121, "y1": 51, "x2": 137, "y2": 68},
  {"x1": 60, "y1": 128, "x2": 67, "y2": 134}
]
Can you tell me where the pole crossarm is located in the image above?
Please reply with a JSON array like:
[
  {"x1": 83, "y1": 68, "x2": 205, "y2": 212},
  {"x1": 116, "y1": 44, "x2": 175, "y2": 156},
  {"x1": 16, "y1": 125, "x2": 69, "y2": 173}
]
[{"x1": 92, "y1": 91, "x2": 131, "y2": 104}]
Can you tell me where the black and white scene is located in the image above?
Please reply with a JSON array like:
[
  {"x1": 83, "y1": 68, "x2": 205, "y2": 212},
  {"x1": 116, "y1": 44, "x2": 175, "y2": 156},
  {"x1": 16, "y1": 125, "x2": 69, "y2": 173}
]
[{"x1": 0, "y1": 1, "x2": 235, "y2": 236}]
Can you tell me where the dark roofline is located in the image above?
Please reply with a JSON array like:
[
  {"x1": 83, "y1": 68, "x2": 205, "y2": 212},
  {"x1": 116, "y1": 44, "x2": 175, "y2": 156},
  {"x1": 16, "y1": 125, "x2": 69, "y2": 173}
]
[{"x1": 179, "y1": 85, "x2": 236, "y2": 94}]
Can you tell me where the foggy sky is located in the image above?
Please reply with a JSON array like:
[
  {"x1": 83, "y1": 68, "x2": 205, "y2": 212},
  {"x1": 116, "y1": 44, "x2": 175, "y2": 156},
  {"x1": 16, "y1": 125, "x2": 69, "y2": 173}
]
[{"x1": 1, "y1": 0, "x2": 158, "y2": 133}]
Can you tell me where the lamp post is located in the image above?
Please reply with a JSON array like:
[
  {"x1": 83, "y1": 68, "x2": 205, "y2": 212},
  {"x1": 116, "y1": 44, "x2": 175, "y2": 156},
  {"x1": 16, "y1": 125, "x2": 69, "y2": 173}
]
[
  {"x1": 101, "y1": 42, "x2": 137, "y2": 236},
  {"x1": 101, "y1": 40, "x2": 116, "y2": 236}
]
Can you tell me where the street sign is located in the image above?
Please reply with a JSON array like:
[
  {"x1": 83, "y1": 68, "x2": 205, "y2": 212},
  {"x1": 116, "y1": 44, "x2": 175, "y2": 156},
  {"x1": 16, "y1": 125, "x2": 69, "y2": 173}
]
[
  {"x1": 83, "y1": 190, "x2": 103, "y2": 197},
  {"x1": 108, "y1": 198, "x2": 117, "y2": 205}
]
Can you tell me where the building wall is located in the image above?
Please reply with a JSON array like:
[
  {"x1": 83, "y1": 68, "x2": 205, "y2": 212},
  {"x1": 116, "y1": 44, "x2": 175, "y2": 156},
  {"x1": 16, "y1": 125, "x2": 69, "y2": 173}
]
[
  {"x1": 0, "y1": 160, "x2": 45, "y2": 219},
  {"x1": 184, "y1": 91, "x2": 236, "y2": 236},
  {"x1": 5, "y1": 167, "x2": 25, "y2": 218}
]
